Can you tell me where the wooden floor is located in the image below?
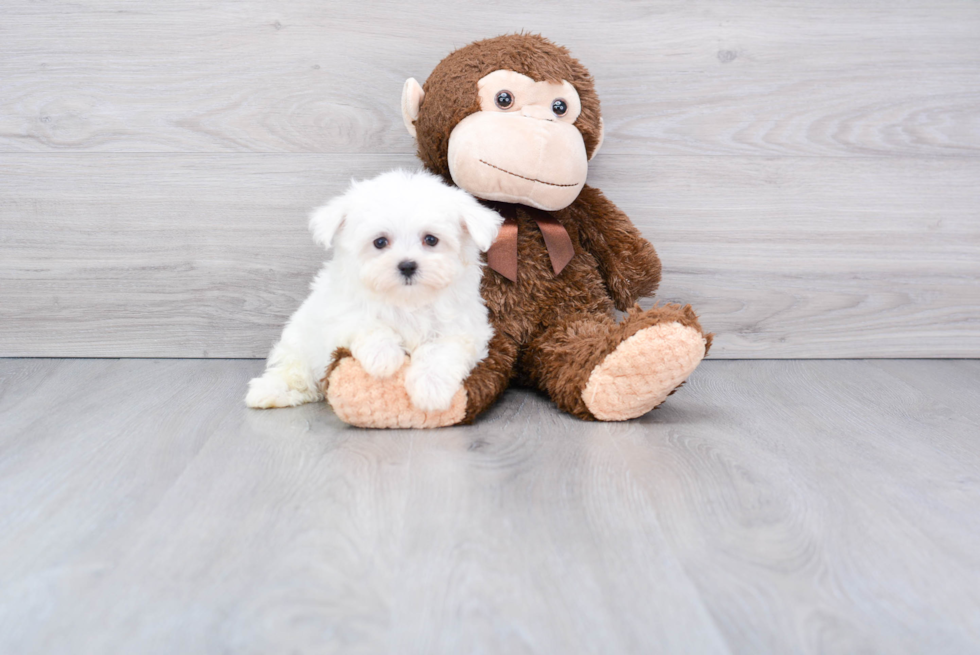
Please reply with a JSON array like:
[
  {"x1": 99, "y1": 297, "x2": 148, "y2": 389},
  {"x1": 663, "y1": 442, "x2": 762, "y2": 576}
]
[{"x1": 1, "y1": 359, "x2": 978, "y2": 653}]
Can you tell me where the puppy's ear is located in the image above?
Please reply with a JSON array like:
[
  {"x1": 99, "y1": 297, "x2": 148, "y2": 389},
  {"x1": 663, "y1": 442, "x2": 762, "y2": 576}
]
[
  {"x1": 458, "y1": 195, "x2": 504, "y2": 252},
  {"x1": 309, "y1": 194, "x2": 349, "y2": 249}
]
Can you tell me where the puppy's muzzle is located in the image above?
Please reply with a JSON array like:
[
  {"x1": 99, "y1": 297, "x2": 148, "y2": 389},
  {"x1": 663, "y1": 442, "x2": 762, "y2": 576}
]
[{"x1": 398, "y1": 260, "x2": 418, "y2": 281}]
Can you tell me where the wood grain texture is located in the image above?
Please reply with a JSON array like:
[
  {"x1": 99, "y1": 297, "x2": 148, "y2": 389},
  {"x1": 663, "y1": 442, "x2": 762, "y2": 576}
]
[
  {"x1": 1, "y1": 0, "x2": 979, "y2": 358},
  {"x1": 1, "y1": 358, "x2": 978, "y2": 653},
  {"x1": 0, "y1": 1, "x2": 978, "y2": 156},
  {"x1": 2, "y1": 154, "x2": 978, "y2": 358}
]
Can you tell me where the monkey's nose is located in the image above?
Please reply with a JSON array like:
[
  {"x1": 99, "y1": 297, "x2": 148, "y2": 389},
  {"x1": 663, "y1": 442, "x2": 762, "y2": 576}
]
[
  {"x1": 398, "y1": 260, "x2": 418, "y2": 278},
  {"x1": 521, "y1": 105, "x2": 555, "y2": 121}
]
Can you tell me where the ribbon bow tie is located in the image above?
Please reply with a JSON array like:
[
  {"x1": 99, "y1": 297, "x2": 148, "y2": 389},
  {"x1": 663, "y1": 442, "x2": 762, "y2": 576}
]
[{"x1": 485, "y1": 205, "x2": 575, "y2": 282}]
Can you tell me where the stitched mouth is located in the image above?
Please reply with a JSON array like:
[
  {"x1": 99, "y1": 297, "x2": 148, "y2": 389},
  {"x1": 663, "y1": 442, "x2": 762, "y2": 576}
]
[{"x1": 479, "y1": 160, "x2": 580, "y2": 188}]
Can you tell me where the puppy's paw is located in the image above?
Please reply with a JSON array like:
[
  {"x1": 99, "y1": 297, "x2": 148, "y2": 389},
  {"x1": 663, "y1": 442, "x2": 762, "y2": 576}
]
[
  {"x1": 404, "y1": 365, "x2": 462, "y2": 413},
  {"x1": 246, "y1": 374, "x2": 315, "y2": 409},
  {"x1": 352, "y1": 339, "x2": 407, "y2": 379}
]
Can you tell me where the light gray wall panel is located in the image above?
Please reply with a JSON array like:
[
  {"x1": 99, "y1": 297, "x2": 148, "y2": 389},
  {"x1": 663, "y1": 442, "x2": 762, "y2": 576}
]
[
  {"x1": 2, "y1": 154, "x2": 977, "y2": 358},
  {"x1": 1, "y1": 0, "x2": 978, "y2": 357},
  {"x1": 0, "y1": 1, "x2": 977, "y2": 157}
]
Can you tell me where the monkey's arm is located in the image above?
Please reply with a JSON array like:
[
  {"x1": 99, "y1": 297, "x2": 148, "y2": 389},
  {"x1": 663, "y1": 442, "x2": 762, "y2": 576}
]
[{"x1": 571, "y1": 185, "x2": 662, "y2": 311}]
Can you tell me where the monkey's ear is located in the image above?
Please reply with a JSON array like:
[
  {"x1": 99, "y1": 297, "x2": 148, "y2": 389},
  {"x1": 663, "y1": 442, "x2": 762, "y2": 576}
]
[
  {"x1": 589, "y1": 117, "x2": 604, "y2": 161},
  {"x1": 309, "y1": 194, "x2": 350, "y2": 250},
  {"x1": 401, "y1": 78, "x2": 425, "y2": 138},
  {"x1": 459, "y1": 196, "x2": 504, "y2": 253}
]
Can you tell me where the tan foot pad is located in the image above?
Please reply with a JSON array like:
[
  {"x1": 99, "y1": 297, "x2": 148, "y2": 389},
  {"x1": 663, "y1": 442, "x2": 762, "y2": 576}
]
[
  {"x1": 325, "y1": 358, "x2": 466, "y2": 429},
  {"x1": 583, "y1": 322, "x2": 706, "y2": 421}
]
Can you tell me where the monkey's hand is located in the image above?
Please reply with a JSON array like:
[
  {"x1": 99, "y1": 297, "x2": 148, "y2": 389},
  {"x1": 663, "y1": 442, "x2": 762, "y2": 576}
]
[{"x1": 572, "y1": 185, "x2": 662, "y2": 311}]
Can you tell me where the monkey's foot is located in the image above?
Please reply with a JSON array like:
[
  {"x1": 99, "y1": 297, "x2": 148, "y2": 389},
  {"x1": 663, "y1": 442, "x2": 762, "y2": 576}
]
[
  {"x1": 324, "y1": 355, "x2": 466, "y2": 429},
  {"x1": 582, "y1": 321, "x2": 706, "y2": 421}
]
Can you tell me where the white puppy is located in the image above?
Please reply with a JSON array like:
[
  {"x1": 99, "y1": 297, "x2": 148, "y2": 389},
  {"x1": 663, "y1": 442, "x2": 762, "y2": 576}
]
[{"x1": 246, "y1": 169, "x2": 503, "y2": 412}]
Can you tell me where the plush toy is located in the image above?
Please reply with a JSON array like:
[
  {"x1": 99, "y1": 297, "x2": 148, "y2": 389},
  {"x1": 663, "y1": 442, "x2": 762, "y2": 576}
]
[{"x1": 324, "y1": 34, "x2": 711, "y2": 427}]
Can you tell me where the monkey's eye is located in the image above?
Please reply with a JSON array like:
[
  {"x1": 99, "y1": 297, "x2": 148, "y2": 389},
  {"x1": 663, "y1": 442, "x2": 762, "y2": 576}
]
[
  {"x1": 373, "y1": 237, "x2": 389, "y2": 249},
  {"x1": 552, "y1": 99, "x2": 568, "y2": 116},
  {"x1": 494, "y1": 90, "x2": 514, "y2": 109},
  {"x1": 423, "y1": 234, "x2": 439, "y2": 247}
]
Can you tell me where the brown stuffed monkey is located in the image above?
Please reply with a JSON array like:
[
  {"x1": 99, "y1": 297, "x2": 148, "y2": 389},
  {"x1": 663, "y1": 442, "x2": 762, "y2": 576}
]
[{"x1": 324, "y1": 34, "x2": 711, "y2": 427}]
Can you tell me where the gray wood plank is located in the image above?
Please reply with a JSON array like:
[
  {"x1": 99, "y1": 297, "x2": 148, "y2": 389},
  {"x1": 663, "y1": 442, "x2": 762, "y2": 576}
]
[
  {"x1": 2, "y1": 154, "x2": 978, "y2": 358},
  {"x1": 625, "y1": 360, "x2": 980, "y2": 652},
  {"x1": 1, "y1": 358, "x2": 979, "y2": 653},
  {"x1": 0, "y1": 0, "x2": 977, "y2": 157}
]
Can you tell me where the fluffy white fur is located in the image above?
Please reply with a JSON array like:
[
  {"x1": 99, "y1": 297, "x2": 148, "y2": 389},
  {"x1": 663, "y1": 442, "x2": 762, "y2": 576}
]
[{"x1": 246, "y1": 169, "x2": 503, "y2": 412}]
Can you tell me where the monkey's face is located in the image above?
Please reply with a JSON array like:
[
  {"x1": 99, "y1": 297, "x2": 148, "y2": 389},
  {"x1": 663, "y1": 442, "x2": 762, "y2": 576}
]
[{"x1": 445, "y1": 70, "x2": 591, "y2": 211}]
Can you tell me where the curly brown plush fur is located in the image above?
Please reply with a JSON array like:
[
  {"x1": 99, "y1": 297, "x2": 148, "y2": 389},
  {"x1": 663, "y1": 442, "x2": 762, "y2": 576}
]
[
  {"x1": 416, "y1": 34, "x2": 604, "y2": 181},
  {"x1": 453, "y1": 192, "x2": 706, "y2": 422},
  {"x1": 329, "y1": 34, "x2": 710, "y2": 424}
]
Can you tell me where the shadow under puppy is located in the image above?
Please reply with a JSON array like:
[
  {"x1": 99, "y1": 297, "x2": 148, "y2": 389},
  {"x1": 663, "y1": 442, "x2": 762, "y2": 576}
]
[{"x1": 246, "y1": 170, "x2": 503, "y2": 414}]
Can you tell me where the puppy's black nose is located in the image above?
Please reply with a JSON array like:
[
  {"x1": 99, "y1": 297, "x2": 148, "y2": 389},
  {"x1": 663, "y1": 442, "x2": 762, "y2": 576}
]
[{"x1": 398, "y1": 260, "x2": 418, "y2": 278}]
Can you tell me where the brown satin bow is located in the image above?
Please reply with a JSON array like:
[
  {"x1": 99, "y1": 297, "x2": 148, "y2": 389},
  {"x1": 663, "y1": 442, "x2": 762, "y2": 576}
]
[{"x1": 486, "y1": 205, "x2": 575, "y2": 282}]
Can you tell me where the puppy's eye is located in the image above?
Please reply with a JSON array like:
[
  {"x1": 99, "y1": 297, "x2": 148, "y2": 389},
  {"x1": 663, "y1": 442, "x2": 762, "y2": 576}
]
[
  {"x1": 552, "y1": 98, "x2": 568, "y2": 116},
  {"x1": 423, "y1": 234, "x2": 439, "y2": 247},
  {"x1": 373, "y1": 237, "x2": 389, "y2": 249},
  {"x1": 494, "y1": 90, "x2": 514, "y2": 110}
]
